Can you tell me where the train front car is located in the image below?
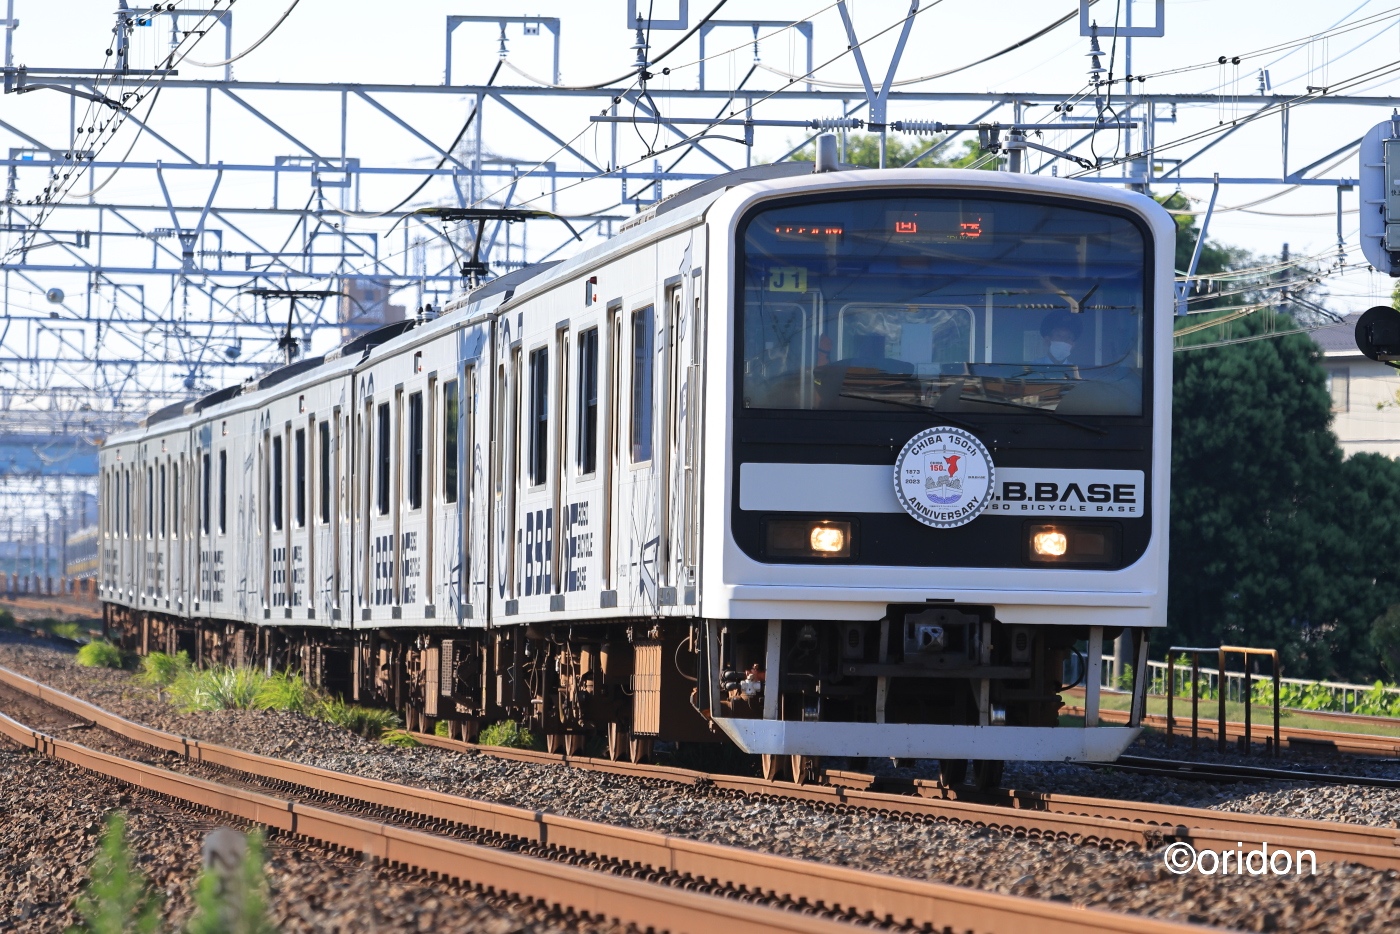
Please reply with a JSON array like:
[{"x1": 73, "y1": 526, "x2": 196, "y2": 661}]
[{"x1": 702, "y1": 170, "x2": 1174, "y2": 781}]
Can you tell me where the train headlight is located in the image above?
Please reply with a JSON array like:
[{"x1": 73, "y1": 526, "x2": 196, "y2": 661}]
[
  {"x1": 810, "y1": 524, "x2": 846, "y2": 554},
  {"x1": 765, "y1": 519, "x2": 853, "y2": 559},
  {"x1": 1032, "y1": 530, "x2": 1069, "y2": 557},
  {"x1": 1026, "y1": 523, "x2": 1120, "y2": 565}
]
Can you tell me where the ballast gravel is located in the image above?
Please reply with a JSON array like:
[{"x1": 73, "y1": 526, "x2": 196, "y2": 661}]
[
  {"x1": 0, "y1": 738, "x2": 613, "y2": 933},
  {"x1": 5, "y1": 632, "x2": 1400, "y2": 932}
]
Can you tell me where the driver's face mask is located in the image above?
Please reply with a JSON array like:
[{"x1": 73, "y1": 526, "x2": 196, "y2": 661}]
[{"x1": 1048, "y1": 341, "x2": 1073, "y2": 362}]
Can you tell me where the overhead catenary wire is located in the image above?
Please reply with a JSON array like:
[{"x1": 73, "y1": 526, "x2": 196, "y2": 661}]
[
  {"x1": 185, "y1": 0, "x2": 301, "y2": 67},
  {"x1": 347, "y1": 0, "x2": 936, "y2": 280}
]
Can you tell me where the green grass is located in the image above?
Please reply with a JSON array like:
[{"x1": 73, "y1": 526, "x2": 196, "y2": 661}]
[
  {"x1": 313, "y1": 695, "x2": 400, "y2": 740},
  {"x1": 379, "y1": 729, "x2": 420, "y2": 748},
  {"x1": 140, "y1": 657, "x2": 412, "y2": 742},
  {"x1": 169, "y1": 666, "x2": 265, "y2": 712},
  {"x1": 477, "y1": 719, "x2": 538, "y2": 750},
  {"x1": 75, "y1": 641, "x2": 124, "y2": 669},
  {"x1": 137, "y1": 651, "x2": 191, "y2": 687},
  {"x1": 434, "y1": 719, "x2": 451, "y2": 737}
]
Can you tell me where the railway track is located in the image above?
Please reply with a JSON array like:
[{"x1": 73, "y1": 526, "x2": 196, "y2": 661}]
[
  {"x1": 410, "y1": 726, "x2": 1400, "y2": 873},
  {"x1": 4, "y1": 664, "x2": 1399, "y2": 884},
  {"x1": 1064, "y1": 703, "x2": 1400, "y2": 757},
  {"x1": 0, "y1": 665, "x2": 1208, "y2": 934},
  {"x1": 1092, "y1": 754, "x2": 1400, "y2": 788}
]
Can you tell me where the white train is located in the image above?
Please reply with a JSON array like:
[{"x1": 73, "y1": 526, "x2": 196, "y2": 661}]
[{"x1": 99, "y1": 159, "x2": 1172, "y2": 787}]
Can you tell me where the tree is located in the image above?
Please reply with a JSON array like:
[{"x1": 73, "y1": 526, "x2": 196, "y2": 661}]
[
  {"x1": 1166, "y1": 199, "x2": 1400, "y2": 680},
  {"x1": 786, "y1": 132, "x2": 986, "y2": 169}
]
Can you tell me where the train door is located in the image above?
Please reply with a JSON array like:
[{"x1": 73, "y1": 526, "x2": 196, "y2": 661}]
[
  {"x1": 551, "y1": 325, "x2": 569, "y2": 603},
  {"x1": 602, "y1": 303, "x2": 622, "y2": 599}
]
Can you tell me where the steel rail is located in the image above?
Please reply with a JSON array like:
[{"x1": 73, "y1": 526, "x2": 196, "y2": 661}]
[
  {"x1": 411, "y1": 729, "x2": 1400, "y2": 870},
  {"x1": 0, "y1": 664, "x2": 1207, "y2": 934},
  {"x1": 0, "y1": 710, "x2": 859, "y2": 934}
]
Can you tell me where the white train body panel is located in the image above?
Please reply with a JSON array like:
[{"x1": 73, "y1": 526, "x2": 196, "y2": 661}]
[{"x1": 98, "y1": 166, "x2": 1172, "y2": 763}]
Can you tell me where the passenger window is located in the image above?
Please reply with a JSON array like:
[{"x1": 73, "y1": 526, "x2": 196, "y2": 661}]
[
  {"x1": 443, "y1": 380, "x2": 459, "y2": 503},
  {"x1": 577, "y1": 328, "x2": 598, "y2": 474},
  {"x1": 125, "y1": 470, "x2": 131, "y2": 537},
  {"x1": 319, "y1": 422, "x2": 332, "y2": 523},
  {"x1": 159, "y1": 464, "x2": 167, "y2": 537},
  {"x1": 272, "y1": 436, "x2": 284, "y2": 532},
  {"x1": 172, "y1": 464, "x2": 179, "y2": 537},
  {"x1": 218, "y1": 451, "x2": 227, "y2": 535},
  {"x1": 147, "y1": 467, "x2": 155, "y2": 538},
  {"x1": 407, "y1": 391, "x2": 424, "y2": 509},
  {"x1": 631, "y1": 306, "x2": 654, "y2": 462},
  {"x1": 528, "y1": 348, "x2": 549, "y2": 486},
  {"x1": 202, "y1": 453, "x2": 211, "y2": 534},
  {"x1": 295, "y1": 428, "x2": 306, "y2": 528},
  {"x1": 376, "y1": 402, "x2": 391, "y2": 516}
]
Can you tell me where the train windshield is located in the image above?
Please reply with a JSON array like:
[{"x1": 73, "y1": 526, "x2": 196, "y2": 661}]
[{"x1": 738, "y1": 194, "x2": 1148, "y2": 416}]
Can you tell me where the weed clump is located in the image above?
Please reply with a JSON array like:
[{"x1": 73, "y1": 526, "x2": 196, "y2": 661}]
[
  {"x1": 75, "y1": 641, "x2": 124, "y2": 669},
  {"x1": 137, "y1": 651, "x2": 191, "y2": 687},
  {"x1": 477, "y1": 719, "x2": 537, "y2": 750},
  {"x1": 66, "y1": 813, "x2": 161, "y2": 934}
]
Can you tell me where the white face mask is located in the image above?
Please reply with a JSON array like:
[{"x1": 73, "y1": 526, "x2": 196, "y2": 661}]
[{"x1": 1048, "y1": 341, "x2": 1073, "y2": 362}]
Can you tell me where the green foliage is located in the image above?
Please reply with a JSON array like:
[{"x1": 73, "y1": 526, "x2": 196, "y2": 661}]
[
  {"x1": 313, "y1": 695, "x2": 399, "y2": 740},
  {"x1": 433, "y1": 719, "x2": 451, "y2": 737},
  {"x1": 168, "y1": 666, "x2": 266, "y2": 712},
  {"x1": 155, "y1": 661, "x2": 398, "y2": 740},
  {"x1": 378, "y1": 729, "x2": 420, "y2": 748},
  {"x1": 1167, "y1": 241, "x2": 1400, "y2": 680},
  {"x1": 1372, "y1": 604, "x2": 1400, "y2": 681},
  {"x1": 477, "y1": 719, "x2": 538, "y2": 750},
  {"x1": 186, "y1": 830, "x2": 275, "y2": 934},
  {"x1": 66, "y1": 813, "x2": 161, "y2": 934},
  {"x1": 0, "y1": 608, "x2": 14, "y2": 628},
  {"x1": 138, "y1": 651, "x2": 192, "y2": 687},
  {"x1": 75, "y1": 641, "x2": 125, "y2": 669},
  {"x1": 253, "y1": 670, "x2": 310, "y2": 713},
  {"x1": 786, "y1": 132, "x2": 986, "y2": 169}
]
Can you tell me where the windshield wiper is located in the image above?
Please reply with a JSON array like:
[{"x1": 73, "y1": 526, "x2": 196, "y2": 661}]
[
  {"x1": 837, "y1": 391, "x2": 980, "y2": 432},
  {"x1": 953, "y1": 395, "x2": 1108, "y2": 435}
]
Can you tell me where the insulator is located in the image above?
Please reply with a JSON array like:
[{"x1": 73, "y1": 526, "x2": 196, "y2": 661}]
[
  {"x1": 891, "y1": 120, "x2": 945, "y2": 136},
  {"x1": 808, "y1": 117, "x2": 863, "y2": 130}
]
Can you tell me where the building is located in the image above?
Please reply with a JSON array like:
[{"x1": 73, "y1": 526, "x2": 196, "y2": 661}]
[{"x1": 1312, "y1": 313, "x2": 1400, "y2": 458}]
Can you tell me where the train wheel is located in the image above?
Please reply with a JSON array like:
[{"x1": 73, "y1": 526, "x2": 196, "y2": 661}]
[
  {"x1": 938, "y1": 758, "x2": 968, "y2": 788},
  {"x1": 790, "y1": 754, "x2": 819, "y2": 786},
  {"x1": 607, "y1": 722, "x2": 626, "y2": 761},
  {"x1": 971, "y1": 759, "x2": 1004, "y2": 792},
  {"x1": 546, "y1": 732, "x2": 563, "y2": 755},
  {"x1": 760, "y1": 754, "x2": 785, "y2": 782},
  {"x1": 627, "y1": 733, "x2": 653, "y2": 764},
  {"x1": 564, "y1": 733, "x2": 584, "y2": 757}
]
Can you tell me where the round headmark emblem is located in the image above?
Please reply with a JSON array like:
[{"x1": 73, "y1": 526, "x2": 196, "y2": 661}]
[{"x1": 893, "y1": 427, "x2": 995, "y2": 529}]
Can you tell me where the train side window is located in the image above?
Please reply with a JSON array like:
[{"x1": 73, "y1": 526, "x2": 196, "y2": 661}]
[
  {"x1": 272, "y1": 435, "x2": 284, "y2": 532},
  {"x1": 159, "y1": 464, "x2": 167, "y2": 537},
  {"x1": 577, "y1": 327, "x2": 598, "y2": 474},
  {"x1": 147, "y1": 467, "x2": 155, "y2": 538},
  {"x1": 218, "y1": 451, "x2": 227, "y2": 535},
  {"x1": 294, "y1": 428, "x2": 307, "y2": 528},
  {"x1": 172, "y1": 464, "x2": 180, "y2": 537},
  {"x1": 631, "y1": 305, "x2": 654, "y2": 463},
  {"x1": 407, "y1": 391, "x2": 424, "y2": 510},
  {"x1": 376, "y1": 402, "x2": 391, "y2": 516},
  {"x1": 319, "y1": 421, "x2": 331, "y2": 523},
  {"x1": 202, "y1": 453, "x2": 211, "y2": 534},
  {"x1": 443, "y1": 379, "x2": 459, "y2": 503},
  {"x1": 528, "y1": 347, "x2": 549, "y2": 486},
  {"x1": 124, "y1": 470, "x2": 131, "y2": 537}
]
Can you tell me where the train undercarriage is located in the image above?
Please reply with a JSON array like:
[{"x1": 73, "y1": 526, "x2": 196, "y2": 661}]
[{"x1": 104, "y1": 602, "x2": 1108, "y2": 790}]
